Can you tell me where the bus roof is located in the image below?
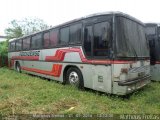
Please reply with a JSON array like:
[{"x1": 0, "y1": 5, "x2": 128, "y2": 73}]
[
  {"x1": 9, "y1": 11, "x2": 145, "y2": 42},
  {"x1": 146, "y1": 23, "x2": 160, "y2": 27}
]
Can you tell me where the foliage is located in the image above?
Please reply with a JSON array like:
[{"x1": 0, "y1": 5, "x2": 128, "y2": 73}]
[
  {"x1": 0, "y1": 41, "x2": 8, "y2": 67},
  {"x1": 5, "y1": 18, "x2": 50, "y2": 39},
  {"x1": 0, "y1": 40, "x2": 8, "y2": 57},
  {"x1": 0, "y1": 68, "x2": 160, "y2": 116}
]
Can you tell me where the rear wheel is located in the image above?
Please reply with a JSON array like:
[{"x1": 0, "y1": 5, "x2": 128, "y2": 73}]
[
  {"x1": 16, "y1": 62, "x2": 21, "y2": 73},
  {"x1": 66, "y1": 67, "x2": 84, "y2": 89}
]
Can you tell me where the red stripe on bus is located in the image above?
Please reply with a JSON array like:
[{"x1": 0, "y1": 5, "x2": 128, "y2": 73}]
[
  {"x1": 155, "y1": 61, "x2": 160, "y2": 64},
  {"x1": 12, "y1": 56, "x2": 39, "y2": 61},
  {"x1": 11, "y1": 48, "x2": 138, "y2": 64},
  {"x1": 45, "y1": 48, "x2": 136, "y2": 64},
  {"x1": 21, "y1": 64, "x2": 62, "y2": 77}
]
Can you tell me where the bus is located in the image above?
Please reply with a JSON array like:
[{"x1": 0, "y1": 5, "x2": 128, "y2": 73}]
[
  {"x1": 146, "y1": 23, "x2": 160, "y2": 81},
  {"x1": 8, "y1": 12, "x2": 151, "y2": 95}
]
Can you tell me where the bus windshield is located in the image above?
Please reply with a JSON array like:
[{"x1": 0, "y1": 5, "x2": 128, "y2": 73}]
[
  {"x1": 115, "y1": 17, "x2": 149, "y2": 58},
  {"x1": 146, "y1": 26, "x2": 156, "y2": 35}
]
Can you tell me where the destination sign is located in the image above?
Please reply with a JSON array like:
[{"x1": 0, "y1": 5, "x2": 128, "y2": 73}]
[{"x1": 20, "y1": 51, "x2": 40, "y2": 56}]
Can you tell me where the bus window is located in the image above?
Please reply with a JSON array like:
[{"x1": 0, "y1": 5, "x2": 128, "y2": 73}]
[
  {"x1": 16, "y1": 39, "x2": 22, "y2": 51},
  {"x1": 50, "y1": 29, "x2": 58, "y2": 47},
  {"x1": 10, "y1": 42, "x2": 15, "y2": 51},
  {"x1": 43, "y1": 32, "x2": 50, "y2": 48},
  {"x1": 60, "y1": 27, "x2": 69, "y2": 45},
  {"x1": 23, "y1": 37, "x2": 30, "y2": 50},
  {"x1": 116, "y1": 17, "x2": 149, "y2": 57},
  {"x1": 31, "y1": 33, "x2": 42, "y2": 49},
  {"x1": 93, "y1": 22, "x2": 111, "y2": 57},
  {"x1": 84, "y1": 26, "x2": 93, "y2": 57},
  {"x1": 146, "y1": 26, "x2": 156, "y2": 35},
  {"x1": 69, "y1": 23, "x2": 82, "y2": 44},
  {"x1": 158, "y1": 27, "x2": 160, "y2": 39}
]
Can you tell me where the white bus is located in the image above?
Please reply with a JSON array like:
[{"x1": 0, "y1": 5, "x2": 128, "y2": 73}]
[
  {"x1": 8, "y1": 12, "x2": 151, "y2": 95},
  {"x1": 146, "y1": 23, "x2": 160, "y2": 81}
]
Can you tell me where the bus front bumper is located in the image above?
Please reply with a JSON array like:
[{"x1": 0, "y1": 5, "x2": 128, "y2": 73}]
[{"x1": 112, "y1": 75, "x2": 151, "y2": 95}]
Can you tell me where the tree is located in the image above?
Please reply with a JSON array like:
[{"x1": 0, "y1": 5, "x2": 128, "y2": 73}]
[{"x1": 5, "y1": 18, "x2": 50, "y2": 39}]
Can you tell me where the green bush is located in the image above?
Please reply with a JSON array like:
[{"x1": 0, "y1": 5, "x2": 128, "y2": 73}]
[
  {"x1": 0, "y1": 40, "x2": 8, "y2": 67},
  {"x1": 0, "y1": 40, "x2": 8, "y2": 56}
]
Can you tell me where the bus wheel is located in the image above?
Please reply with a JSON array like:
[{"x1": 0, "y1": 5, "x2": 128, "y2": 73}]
[
  {"x1": 66, "y1": 67, "x2": 84, "y2": 90},
  {"x1": 16, "y1": 62, "x2": 21, "y2": 73}
]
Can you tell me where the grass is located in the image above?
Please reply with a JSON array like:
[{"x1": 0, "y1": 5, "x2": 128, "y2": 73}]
[{"x1": 0, "y1": 67, "x2": 160, "y2": 116}]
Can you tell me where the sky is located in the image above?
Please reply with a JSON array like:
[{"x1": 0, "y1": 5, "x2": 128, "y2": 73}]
[{"x1": 1, "y1": 0, "x2": 160, "y2": 36}]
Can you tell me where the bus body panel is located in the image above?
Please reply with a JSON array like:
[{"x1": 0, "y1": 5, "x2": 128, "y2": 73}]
[{"x1": 90, "y1": 65, "x2": 112, "y2": 93}]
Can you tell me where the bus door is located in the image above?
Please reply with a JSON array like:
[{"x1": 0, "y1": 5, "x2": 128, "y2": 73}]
[{"x1": 83, "y1": 22, "x2": 112, "y2": 93}]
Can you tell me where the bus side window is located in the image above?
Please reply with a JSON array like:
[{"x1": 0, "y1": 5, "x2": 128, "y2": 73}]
[
  {"x1": 158, "y1": 27, "x2": 160, "y2": 40},
  {"x1": 60, "y1": 27, "x2": 69, "y2": 45},
  {"x1": 50, "y1": 29, "x2": 58, "y2": 47},
  {"x1": 43, "y1": 32, "x2": 50, "y2": 48},
  {"x1": 23, "y1": 37, "x2": 30, "y2": 50},
  {"x1": 16, "y1": 39, "x2": 22, "y2": 51},
  {"x1": 10, "y1": 42, "x2": 15, "y2": 51},
  {"x1": 84, "y1": 26, "x2": 93, "y2": 57},
  {"x1": 149, "y1": 40, "x2": 156, "y2": 65},
  {"x1": 31, "y1": 33, "x2": 42, "y2": 49},
  {"x1": 69, "y1": 23, "x2": 82, "y2": 44},
  {"x1": 93, "y1": 22, "x2": 111, "y2": 57}
]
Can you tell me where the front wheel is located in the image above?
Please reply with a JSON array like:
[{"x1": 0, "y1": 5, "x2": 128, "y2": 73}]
[{"x1": 66, "y1": 67, "x2": 84, "y2": 89}]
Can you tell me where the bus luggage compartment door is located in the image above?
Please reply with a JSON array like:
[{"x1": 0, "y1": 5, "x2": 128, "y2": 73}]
[{"x1": 92, "y1": 64, "x2": 112, "y2": 93}]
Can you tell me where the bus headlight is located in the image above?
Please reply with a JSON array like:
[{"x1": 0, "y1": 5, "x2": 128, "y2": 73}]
[
  {"x1": 127, "y1": 86, "x2": 135, "y2": 91},
  {"x1": 127, "y1": 87, "x2": 132, "y2": 91}
]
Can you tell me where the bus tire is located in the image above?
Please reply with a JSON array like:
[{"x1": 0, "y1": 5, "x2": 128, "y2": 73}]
[
  {"x1": 66, "y1": 67, "x2": 84, "y2": 90},
  {"x1": 16, "y1": 62, "x2": 21, "y2": 73}
]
